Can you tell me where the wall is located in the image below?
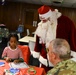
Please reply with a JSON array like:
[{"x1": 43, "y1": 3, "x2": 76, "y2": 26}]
[{"x1": 0, "y1": 2, "x2": 76, "y2": 36}]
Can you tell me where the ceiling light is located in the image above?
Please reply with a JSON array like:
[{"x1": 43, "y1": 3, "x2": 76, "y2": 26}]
[
  {"x1": 52, "y1": 0, "x2": 63, "y2": 4},
  {"x1": 2, "y1": 0, "x2": 5, "y2": 5},
  {"x1": 2, "y1": 0, "x2": 5, "y2": 2}
]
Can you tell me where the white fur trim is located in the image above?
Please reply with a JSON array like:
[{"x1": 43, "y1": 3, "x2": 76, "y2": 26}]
[
  {"x1": 55, "y1": 9, "x2": 58, "y2": 12},
  {"x1": 39, "y1": 10, "x2": 52, "y2": 20},
  {"x1": 70, "y1": 58, "x2": 76, "y2": 62},
  {"x1": 39, "y1": 55, "x2": 48, "y2": 66},
  {"x1": 32, "y1": 51, "x2": 40, "y2": 58},
  {"x1": 47, "y1": 54, "x2": 54, "y2": 67},
  {"x1": 54, "y1": 9, "x2": 62, "y2": 18},
  {"x1": 48, "y1": 61, "x2": 54, "y2": 67},
  {"x1": 71, "y1": 51, "x2": 76, "y2": 58}
]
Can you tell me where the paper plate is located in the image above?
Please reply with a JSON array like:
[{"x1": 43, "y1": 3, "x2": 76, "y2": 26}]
[{"x1": 0, "y1": 62, "x2": 5, "y2": 66}]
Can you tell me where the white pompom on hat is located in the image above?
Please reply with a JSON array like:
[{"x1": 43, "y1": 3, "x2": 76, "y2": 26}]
[
  {"x1": 38, "y1": 5, "x2": 54, "y2": 20},
  {"x1": 54, "y1": 9, "x2": 62, "y2": 18}
]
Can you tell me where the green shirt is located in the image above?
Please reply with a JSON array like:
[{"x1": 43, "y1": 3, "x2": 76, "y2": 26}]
[{"x1": 47, "y1": 59, "x2": 76, "y2": 75}]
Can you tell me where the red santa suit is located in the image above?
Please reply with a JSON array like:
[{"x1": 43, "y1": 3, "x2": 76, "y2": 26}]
[{"x1": 32, "y1": 5, "x2": 76, "y2": 72}]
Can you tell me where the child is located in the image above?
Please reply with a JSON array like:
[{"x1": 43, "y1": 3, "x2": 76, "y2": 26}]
[{"x1": 2, "y1": 33, "x2": 24, "y2": 63}]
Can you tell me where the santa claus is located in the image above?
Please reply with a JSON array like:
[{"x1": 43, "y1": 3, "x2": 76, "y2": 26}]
[{"x1": 32, "y1": 5, "x2": 76, "y2": 72}]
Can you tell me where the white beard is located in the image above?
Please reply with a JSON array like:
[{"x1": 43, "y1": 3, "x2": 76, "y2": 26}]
[{"x1": 35, "y1": 20, "x2": 57, "y2": 48}]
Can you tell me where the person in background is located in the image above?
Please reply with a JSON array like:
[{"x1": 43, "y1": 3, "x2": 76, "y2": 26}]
[
  {"x1": 32, "y1": 5, "x2": 76, "y2": 72},
  {"x1": 2, "y1": 33, "x2": 24, "y2": 63},
  {"x1": 47, "y1": 38, "x2": 76, "y2": 75}
]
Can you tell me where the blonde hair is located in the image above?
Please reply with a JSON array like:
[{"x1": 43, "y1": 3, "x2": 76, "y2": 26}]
[{"x1": 50, "y1": 38, "x2": 71, "y2": 60}]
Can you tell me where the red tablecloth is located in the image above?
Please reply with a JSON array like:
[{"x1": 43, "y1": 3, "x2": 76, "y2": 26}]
[
  {"x1": 20, "y1": 67, "x2": 46, "y2": 75},
  {"x1": 0, "y1": 60, "x2": 10, "y2": 75},
  {"x1": 0, "y1": 60, "x2": 46, "y2": 75}
]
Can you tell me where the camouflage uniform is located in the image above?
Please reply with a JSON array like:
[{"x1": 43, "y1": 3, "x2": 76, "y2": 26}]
[{"x1": 47, "y1": 60, "x2": 76, "y2": 75}]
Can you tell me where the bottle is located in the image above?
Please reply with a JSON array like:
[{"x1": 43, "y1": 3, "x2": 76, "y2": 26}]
[{"x1": 0, "y1": 28, "x2": 2, "y2": 43}]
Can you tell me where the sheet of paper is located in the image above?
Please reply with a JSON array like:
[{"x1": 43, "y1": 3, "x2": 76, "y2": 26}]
[{"x1": 9, "y1": 62, "x2": 29, "y2": 69}]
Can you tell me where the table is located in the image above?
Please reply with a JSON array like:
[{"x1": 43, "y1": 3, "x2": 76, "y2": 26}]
[
  {"x1": 0, "y1": 60, "x2": 46, "y2": 75},
  {"x1": 19, "y1": 36, "x2": 36, "y2": 43}
]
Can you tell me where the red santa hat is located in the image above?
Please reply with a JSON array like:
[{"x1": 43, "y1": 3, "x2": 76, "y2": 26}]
[{"x1": 38, "y1": 5, "x2": 54, "y2": 20}]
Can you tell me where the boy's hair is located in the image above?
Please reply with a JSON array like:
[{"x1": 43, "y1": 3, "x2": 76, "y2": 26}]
[{"x1": 8, "y1": 33, "x2": 19, "y2": 41}]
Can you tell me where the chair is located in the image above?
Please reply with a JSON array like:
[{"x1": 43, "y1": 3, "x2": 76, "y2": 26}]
[
  {"x1": 17, "y1": 25, "x2": 24, "y2": 33},
  {"x1": 17, "y1": 33, "x2": 21, "y2": 39},
  {"x1": 18, "y1": 45, "x2": 31, "y2": 64},
  {"x1": 16, "y1": 25, "x2": 24, "y2": 39}
]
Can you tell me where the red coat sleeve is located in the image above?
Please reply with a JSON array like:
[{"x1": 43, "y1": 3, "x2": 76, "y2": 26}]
[{"x1": 70, "y1": 24, "x2": 76, "y2": 51}]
